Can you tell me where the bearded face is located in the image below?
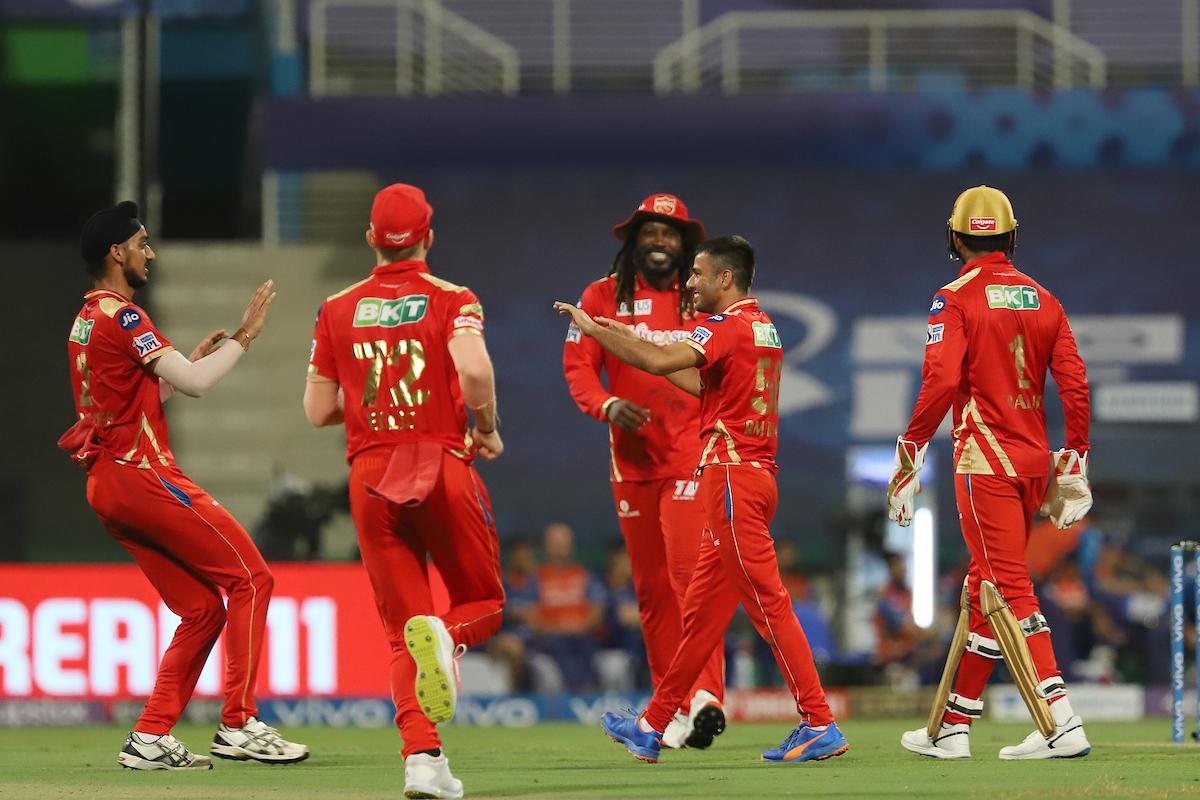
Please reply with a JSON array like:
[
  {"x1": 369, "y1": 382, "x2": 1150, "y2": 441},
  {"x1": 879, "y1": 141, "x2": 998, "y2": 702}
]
[{"x1": 634, "y1": 221, "x2": 686, "y2": 279}]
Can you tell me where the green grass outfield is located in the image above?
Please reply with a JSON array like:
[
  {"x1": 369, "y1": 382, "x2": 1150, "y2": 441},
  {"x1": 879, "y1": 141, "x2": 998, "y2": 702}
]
[{"x1": 0, "y1": 720, "x2": 1197, "y2": 799}]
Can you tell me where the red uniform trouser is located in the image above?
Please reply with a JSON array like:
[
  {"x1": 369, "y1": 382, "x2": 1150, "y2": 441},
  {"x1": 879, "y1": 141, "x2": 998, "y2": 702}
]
[
  {"x1": 350, "y1": 449, "x2": 505, "y2": 758},
  {"x1": 644, "y1": 465, "x2": 832, "y2": 732},
  {"x1": 612, "y1": 477, "x2": 725, "y2": 708},
  {"x1": 86, "y1": 458, "x2": 273, "y2": 734},
  {"x1": 946, "y1": 472, "x2": 1063, "y2": 722}
]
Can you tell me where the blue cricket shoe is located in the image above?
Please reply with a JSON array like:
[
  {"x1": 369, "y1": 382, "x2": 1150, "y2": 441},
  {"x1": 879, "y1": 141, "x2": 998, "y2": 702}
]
[
  {"x1": 762, "y1": 721, "x2": 849, "y2": 763},
  {"x1": 601, "y1": 711, "x2": 661, "y2": 763}
]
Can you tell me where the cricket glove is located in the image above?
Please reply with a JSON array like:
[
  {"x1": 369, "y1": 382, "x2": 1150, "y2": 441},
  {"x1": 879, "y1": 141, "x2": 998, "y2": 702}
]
[
  {"x1": 887, "y1": 437, "x2": 928, "y2": 527},
  {"x1": 1040, "y1": 449, "x2": 1092, "y2": 530}
]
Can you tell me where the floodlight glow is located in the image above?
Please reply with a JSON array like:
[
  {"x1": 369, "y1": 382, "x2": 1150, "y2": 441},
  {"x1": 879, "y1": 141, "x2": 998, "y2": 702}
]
[{"x1": 913, "y1": 508, "x2": 935, "y2": 629}]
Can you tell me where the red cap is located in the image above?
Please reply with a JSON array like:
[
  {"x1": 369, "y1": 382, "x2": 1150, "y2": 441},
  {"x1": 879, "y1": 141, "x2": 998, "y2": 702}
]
[
  {"x1": 370, "y1": 183, "x2": 433, "y2": 249},
  {"x1": 612, "y1": 193, "x2": 706, "y2": 245}
]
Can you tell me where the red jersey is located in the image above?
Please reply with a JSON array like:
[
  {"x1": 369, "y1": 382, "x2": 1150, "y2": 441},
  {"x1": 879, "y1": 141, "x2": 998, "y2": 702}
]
[
  {"x1": 66, "y1": 289, "x2": 176, "y2": 468},
  {"x1": 308, "y1": 260, "x2": 485, "y2": 463},
  {"x1": 682, "y1": 298, "x2": 782, "y2": 472},
  {"x1": 902, "y1": 252, "x2": 1090, "y2": 477},
  {"x1": 562, "y1": 274, "x2": 700, "y2": 482}
]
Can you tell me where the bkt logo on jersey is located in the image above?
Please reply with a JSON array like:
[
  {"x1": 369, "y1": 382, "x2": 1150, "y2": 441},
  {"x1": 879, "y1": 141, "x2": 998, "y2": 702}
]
[
  {"x1": 752, "y1": 322, "x2": 781, "y2": 349},
  {"x1": 353, "y1": 295, "x2": 429, "y2": 327},
  {"x1": 985, "y1": 284, "x2": 1040, "y2": 311},
  {"x1": 119, "y1": 310, "x2": 142, "y2": 330}
]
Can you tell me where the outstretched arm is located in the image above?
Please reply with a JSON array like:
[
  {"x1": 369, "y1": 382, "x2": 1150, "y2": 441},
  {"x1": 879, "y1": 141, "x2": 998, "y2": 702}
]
[
  {"x1": 159, "y1": 328, "x2": 227, "y2": 401},
  {"x1": 664, "y1": 368, "x2": 701, "y2": 397},
  {"x1": 154, "y1": 279, "x2": 275, "y2": 398},
  {"x1": 554, "y1": 301, "x2": 702, "y2": 376}
]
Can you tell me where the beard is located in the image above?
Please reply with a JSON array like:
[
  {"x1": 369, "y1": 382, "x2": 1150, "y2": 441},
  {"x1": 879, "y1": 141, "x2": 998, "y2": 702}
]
[
  {"x1": 634, "y1": 245, "x2": 686, "y2": 280},
  {"x1": 123, "y1": 261, "x2": 150, "y2": 289}
]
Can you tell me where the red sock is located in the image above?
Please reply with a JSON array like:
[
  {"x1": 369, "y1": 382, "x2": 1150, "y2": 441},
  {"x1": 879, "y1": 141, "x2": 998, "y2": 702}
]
[{"x1": 941, "y1": 651, "x2": 996, "y2": 725}]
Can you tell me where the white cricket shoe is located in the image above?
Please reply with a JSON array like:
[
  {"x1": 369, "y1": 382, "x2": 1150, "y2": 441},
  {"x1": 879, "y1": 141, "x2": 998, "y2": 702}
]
[
  {"x1": 118, "y1": 731, "x2": 213, "y2": 770},
  {"x1": 662, "y1": 690, "x2": 727, "y2": 750},
  {"x1": 998, "y1": 716, "x2": 1091, "y2": 760},
  {"x1": 404, "y1": 752, "x2": 464, "y2": 799},
  {"x1": 662, "y1": 712, "x2": 690, "y2": 750},
  {"x1": 211, "y1": 716, "x2": 310, "y2": 764},
  {"x1": 406, "y1": 615, "x2": 462, "y2": 725},
  {"x1": 900, "y1": 723, "x2": 971, "y2": 759}
]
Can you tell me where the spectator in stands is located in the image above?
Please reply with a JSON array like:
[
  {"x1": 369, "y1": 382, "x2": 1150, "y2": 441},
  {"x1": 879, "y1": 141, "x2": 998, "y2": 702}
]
[
  {"x1": 528, "y1": 522, "x2": 606, "y2": 692},
  {"x1": 874, "y1": 553, "x2": 935, "y2": 687},
  {"x1": 595, "y1": 546, "x2": 647, "y2": 690},
  {"x1": 488, "y1": 538, "x2": 540, "y2": 691}
]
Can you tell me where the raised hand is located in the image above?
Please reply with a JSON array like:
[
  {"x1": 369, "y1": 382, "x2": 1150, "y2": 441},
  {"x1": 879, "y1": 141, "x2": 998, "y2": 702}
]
[
  {"x1": 238, "y1": 279, "x2": 277, "y2": 342},
  {"x1": 595, "y1": 316, "x2": 640, "y2": 341},
  {"x1": 187, "y1": 329, "x2": 227, "y2": 361},
  {"x1": 553, "y1": 301, "x2": 598, "y2": 337}
]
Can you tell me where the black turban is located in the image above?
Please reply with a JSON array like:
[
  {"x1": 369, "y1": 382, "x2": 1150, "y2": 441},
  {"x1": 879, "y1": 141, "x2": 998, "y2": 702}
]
[{"x1": 80, "y1": 201, "x2": 143, "y2": 264}]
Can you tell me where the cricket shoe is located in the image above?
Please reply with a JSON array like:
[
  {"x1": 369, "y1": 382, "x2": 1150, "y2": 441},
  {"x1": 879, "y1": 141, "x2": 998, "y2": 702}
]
[
  {"x1": 406, "y1": 615, "x2": 463, "y2": 725},
  {"x1": 601, "y1": 711, "x2": 662, "y2": 763},
  {"x1": 998, "y1": 716, "x2": 1090, "y2": 760},
  {"x1": 211, "y1": 717, "x2": 309, "y2": 764},
  {"x1": 681, "y1": 690, "x2": 726, "y2": 749},
  {"x1": 761, "y1": 722, "x2": 849, "y2": 763},
  {"x1": 118, "y1": 731, "x2": 213, "y2": 770},
  {"x1": 404, "y1": 752, "x2": 464, "y2": 799},
  {"x1": 662, "y1": 690, "x2": 726, "y2": 750},
  {"x1": 662, "y1": 712, "x2": 691, "y2": 750},
  {"x1": 900, "y1": 723, "x2": 971, "y2": 760}
]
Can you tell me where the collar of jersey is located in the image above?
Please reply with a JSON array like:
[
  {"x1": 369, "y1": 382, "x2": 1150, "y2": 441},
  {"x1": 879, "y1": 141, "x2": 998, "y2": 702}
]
[
  {"x1": 719, "y1": 297, "x2": 758, "y2": 314},
  {"x1": 372, "y1": 259, "x2": 429, "y2": 277},
  {"x1": 631, "y1": 272, "x2": 680, "y2": 293},
  {"x1": 958, "y1": 252, "x2": 1011, "y2": 275},
  {"x1": 84, "y1": 288, "x2": 131, "y2": 302}
]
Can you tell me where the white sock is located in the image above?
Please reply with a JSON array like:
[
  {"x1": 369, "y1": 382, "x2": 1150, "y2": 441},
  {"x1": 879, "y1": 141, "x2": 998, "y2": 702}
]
[
  {"x1": 1049, "y1": 696, "x2": 1076, "y2": 727},
  {"x1": 637, "y1": 716, "x2": 658, "y2": 734},
  {"x1": 132, "y1": 732, "x2": 162, "y2": 744}
]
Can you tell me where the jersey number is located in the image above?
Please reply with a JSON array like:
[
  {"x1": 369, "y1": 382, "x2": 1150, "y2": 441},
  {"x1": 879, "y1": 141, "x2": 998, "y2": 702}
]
[
  {"x1": 353, "y1": 339, "x2": 429, "y2": 408},
  {"x1": 751, "y1": 357, "x2": 782, "y2": 416},
  {"x1": 1009, "y1": 335, "x2": 1033, "y2": 389},
  {"x1": 76, "y1": 353, "x2": 93, "y2": 407}
]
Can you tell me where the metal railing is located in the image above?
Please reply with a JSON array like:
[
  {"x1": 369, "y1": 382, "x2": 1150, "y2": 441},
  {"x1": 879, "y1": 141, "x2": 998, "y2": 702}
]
[
  {"x1": 1068, "y1": 0, "x2": 1199, "y2": 87},
  {"x1": 653, "y1": 9, "x2": 1107, "y2": 94},
  {"x1": 310, "y1": 0, "x2": 520, "y2": 96}
]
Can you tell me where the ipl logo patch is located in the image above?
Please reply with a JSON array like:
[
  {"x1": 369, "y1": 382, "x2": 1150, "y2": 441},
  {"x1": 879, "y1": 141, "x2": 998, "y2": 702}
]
[{"x1": 133, "y1": 331, "x2": 162, "y2": 358}]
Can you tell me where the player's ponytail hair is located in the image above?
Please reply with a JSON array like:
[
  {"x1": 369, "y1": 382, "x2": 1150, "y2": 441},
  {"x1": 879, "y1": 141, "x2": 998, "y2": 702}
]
[{"x1": 607, "y1": 226, "x2": 696, "y2": 322}]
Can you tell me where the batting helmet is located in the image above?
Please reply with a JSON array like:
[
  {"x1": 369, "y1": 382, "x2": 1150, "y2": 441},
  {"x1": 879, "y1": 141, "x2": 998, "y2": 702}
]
[{"x1": 946, "y1": 185, "x2": 1018, "y2": 259}]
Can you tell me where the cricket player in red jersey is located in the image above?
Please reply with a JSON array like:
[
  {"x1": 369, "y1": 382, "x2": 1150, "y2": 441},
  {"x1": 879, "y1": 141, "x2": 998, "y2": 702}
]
[
  {"x1": 556, "y1": 236, "x2": 849, "y2": 765},
  {"x1": 303, "y1": 183, "x2": 504, "y2": 799},
  {"x1": 562, "y1": 194, "x2": 725, "y2": 748},
  {"x1": 889, "y1": 186, "x2": 1093, "y2": 760},
  {"x1": 61, "y1": 201, "x2": 308, "y2": 770}
]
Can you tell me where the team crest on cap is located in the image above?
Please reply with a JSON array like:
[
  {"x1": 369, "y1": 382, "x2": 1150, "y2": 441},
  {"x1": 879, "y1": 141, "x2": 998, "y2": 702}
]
[
  {"x1": 969, "y1": 217, "x2": 997, "y2": 233},
  {"x1": 650, "y1": 196, "x2": 677, "y2": 215}
]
